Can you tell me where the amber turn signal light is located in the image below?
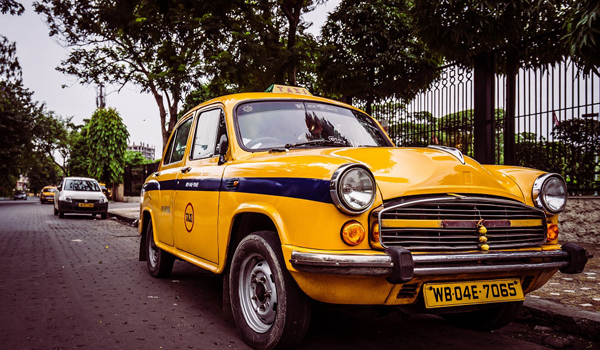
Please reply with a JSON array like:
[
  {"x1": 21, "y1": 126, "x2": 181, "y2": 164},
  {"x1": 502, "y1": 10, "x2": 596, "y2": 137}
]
[
  {"x1": 547, "y1": 223, "x2": 559, "y2": 241},
  {"x1": 341, "y1": 221, "x2": 366, "y2": 246},
  {"x1": 371, "y1": 222, "x2": 380, "y2": 243}
]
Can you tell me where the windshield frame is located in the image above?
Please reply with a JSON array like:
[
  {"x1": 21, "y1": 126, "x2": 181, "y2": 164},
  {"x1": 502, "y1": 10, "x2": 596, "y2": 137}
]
[{"x1": 233, "y1": 99, "x2": 393, "y2": 152}]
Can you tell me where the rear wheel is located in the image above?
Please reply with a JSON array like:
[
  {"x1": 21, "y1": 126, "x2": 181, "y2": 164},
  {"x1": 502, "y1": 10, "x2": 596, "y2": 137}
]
[
  {"x1": 146, "y1": 221, "x2": 174, "y2": 278},
  {"x1": 442, "y1": 301, "x2": 523, "y2": 331},
  {"x1": 229, "y1": 231, "x2": 311, "y2": 350}
]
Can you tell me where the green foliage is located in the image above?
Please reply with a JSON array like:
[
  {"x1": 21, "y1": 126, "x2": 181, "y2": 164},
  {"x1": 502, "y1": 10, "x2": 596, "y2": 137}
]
[
  {"x1": 32, "y1": 112, "x2": 76, "y2": 176},
  {"x1": 86, "y1": 108, "x2": 129, "y2": 184},
  {"x1": 33, "y1": 0, "x2": 215, "y2": 148},
  {"x1": 67, "y1": 121, "x2": 92, "y2": 177},
  {"x1": 318, "y1": 0, "x2": 439, "y2": 107},
  {"x1": 411, "y1": 0, "x2": 569, "y2": 68},
  {"x1": 202, "y1": 0, "x2": 320, "y2": 95},
  {"x1": 124, "y1": 150, "x2": 152, "y2": 166},
  {"x1": 0, "y1": 80, "x2": 38, "y2": 195},
  {"x1": 516, "y1": 118, "x2": 600, "y2": 192},
  {"x1": 25, "y1": 151, "x2": 60, "y2": 194},
  {"x1": 564, "y1": 0, "x2": 600, "y2": 75}
]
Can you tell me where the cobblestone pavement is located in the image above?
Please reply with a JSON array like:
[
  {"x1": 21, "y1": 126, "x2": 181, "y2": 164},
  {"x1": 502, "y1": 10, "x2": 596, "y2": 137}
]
[
  {"x1": 1, "y1": 201, "x2": 598, "y2": 350},
  {"x1": 529, "y1": 243, "x2": 600, "y2": 312}
]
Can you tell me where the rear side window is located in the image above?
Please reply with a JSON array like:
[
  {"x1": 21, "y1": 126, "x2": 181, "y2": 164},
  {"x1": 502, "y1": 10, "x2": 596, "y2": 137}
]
[{"x1": 165, "y1": 117, "x2": 193, "y2": 165}]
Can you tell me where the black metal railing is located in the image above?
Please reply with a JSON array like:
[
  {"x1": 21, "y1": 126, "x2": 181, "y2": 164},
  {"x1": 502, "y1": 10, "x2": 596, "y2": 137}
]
[
  {"x1": 124, "y1": 163, "x2": 159, "y2": 197},
  {"x1": 363, "y1": 60, "x2": 599, "y2": 196}
]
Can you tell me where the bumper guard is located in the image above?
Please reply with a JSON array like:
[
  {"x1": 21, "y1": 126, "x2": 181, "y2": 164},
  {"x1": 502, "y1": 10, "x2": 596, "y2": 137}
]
[{"x1": 289, "y1": 244, "x2": 591, "y2": 283}]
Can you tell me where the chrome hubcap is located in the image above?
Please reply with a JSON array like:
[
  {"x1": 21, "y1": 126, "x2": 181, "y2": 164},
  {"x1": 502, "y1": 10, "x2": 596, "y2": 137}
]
[
  {"x1": 148, "y1": 233, "x2": 158, "y2": 267},
  {"x1": 239, "y1": 253, "x2": 277, "y2": 333}
]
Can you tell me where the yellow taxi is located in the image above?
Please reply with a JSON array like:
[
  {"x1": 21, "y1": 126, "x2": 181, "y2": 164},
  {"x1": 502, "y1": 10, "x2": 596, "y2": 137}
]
[
  {"x1": 40, "y1": 186, "x2": 57, "y2": 204},
  {"x1": 138, "y1": 85, "x2": 590, "y2": 350}
]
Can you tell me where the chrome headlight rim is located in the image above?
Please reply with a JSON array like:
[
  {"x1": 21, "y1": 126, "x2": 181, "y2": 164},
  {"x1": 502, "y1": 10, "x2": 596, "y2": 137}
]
[
  {"x1": 330, "y1": 163, "x2": 376, "y2": 215},
  {"x1": 532, "y1": 173, "x2": 568, "y2": 215}
]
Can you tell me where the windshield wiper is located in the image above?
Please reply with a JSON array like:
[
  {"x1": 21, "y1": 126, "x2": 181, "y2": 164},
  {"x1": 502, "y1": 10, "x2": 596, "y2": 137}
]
[{"x1": 284, "y1": 139, "x2": 349, "y2": 149}]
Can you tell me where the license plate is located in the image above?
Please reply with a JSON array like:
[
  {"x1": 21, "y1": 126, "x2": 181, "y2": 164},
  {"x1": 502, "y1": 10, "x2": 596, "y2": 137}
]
[
  {"x1": 78, "y1": 203, "x2": 94, "y2": 208},
  {"x1": 423, "y1": 279, "x2": 524, "y2": 308}
]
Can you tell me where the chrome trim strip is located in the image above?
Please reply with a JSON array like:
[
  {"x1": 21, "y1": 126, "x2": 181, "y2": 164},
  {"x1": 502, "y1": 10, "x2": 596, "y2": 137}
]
[
  {"x1": 414, "y1": 262, "x2": 568, "y2": 275},
  {"x1": 290, "y1": 250, "x2": 569, "y2": 276},
  {"x1": 427, "y1": 145, "x2": 465, "y2": 164}
]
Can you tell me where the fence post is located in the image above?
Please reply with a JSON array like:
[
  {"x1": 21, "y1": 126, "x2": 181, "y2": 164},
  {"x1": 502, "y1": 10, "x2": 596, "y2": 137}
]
[
  {"x1": 474, "y1": 52, "x2": 496, "y2": 164},
  {"x1": 504, "y1": 53, "x2": 517, "y2": 165}
]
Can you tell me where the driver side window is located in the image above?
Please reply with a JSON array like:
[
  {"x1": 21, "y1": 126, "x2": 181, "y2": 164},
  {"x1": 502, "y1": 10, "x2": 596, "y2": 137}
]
[{"x1": 164, "y1": 117, "x2": 193, "y2": 165}]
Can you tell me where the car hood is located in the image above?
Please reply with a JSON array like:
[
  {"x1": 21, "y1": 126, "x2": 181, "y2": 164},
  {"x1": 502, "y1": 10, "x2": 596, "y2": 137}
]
[
  {"x1": 61, "y1": 190, "x2": 106, "y2": 200},
  {"x1": 234, "y1": 147, "x2": 525, "y2": 203}
]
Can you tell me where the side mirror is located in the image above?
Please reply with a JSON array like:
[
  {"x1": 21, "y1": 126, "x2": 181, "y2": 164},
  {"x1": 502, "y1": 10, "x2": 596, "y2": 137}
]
[{"x1": 218, "y1": 135, "x2": 228, "y2": 165}]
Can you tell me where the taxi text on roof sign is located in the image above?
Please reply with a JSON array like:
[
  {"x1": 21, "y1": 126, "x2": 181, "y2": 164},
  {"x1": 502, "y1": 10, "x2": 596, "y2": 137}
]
[{"x1": 265, "y1": 84, "x2": 312, "y2": 96}]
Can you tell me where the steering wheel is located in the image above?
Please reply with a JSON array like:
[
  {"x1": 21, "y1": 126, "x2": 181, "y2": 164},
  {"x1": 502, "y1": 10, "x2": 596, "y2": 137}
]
[{"x1": 246, "y1": 137, "x2": 283, "y2": 149}]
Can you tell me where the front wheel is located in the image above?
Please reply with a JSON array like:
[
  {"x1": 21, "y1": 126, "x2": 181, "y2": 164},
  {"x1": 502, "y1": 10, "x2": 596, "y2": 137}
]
[
  {"x1": 229, "y1": 231, "x2": 311, "y2": 350},
  {"x1": 53, "y1": 206, "x2": 58, "y2": 216},
  {"x1": 146, "y1": 221, "x2": 174, "y2": 278},
  {"x1": 442, "y1": 301, "x2": 523, "y2": 331}
]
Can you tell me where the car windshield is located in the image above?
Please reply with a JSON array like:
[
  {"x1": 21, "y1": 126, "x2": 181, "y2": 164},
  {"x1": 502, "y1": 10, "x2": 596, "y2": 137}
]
[
  {"x1": 64, "y1": 180, "x2": 100, "y2": 192},
  {"x1": 235, "y1": 101, "x2": 392, "y2": 150},
  {"x1": 45, "y1": 188, "x2": 56, "y2": 192}
]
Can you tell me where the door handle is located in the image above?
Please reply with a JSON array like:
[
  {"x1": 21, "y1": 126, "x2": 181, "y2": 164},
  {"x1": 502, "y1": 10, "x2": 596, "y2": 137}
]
[{"x1": 181, "y1": 167, "x2": 191, "y2": 174}]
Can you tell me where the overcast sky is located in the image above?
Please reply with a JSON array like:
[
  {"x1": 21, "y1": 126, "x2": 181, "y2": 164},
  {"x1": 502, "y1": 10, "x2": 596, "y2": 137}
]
[{"x1": 0, "y1": 1, "x2": 340, "y2": 158}]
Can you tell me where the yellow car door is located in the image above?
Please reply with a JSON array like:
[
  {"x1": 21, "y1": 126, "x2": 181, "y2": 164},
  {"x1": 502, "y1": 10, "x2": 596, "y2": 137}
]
[
  {"x1": 154, "y1": 116, "x2": 194, "y2": 246},
  {"x1": 172, "y1": 108, "x2": 225, "y2": 263}
]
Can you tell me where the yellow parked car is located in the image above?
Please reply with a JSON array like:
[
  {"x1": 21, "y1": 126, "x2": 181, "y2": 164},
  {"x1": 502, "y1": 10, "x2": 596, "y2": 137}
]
[
  {"x1": 40, "y1": 186, "x2": 57, "y2": 204},
  {"x1": 138, "y1": 85, "x2": 590, "y2": 350}
]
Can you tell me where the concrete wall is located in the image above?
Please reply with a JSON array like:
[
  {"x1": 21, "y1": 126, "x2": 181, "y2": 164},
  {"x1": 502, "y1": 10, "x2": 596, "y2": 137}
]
[{"x1": 559, "y1": 197, "x2": 600, "y2": 244}]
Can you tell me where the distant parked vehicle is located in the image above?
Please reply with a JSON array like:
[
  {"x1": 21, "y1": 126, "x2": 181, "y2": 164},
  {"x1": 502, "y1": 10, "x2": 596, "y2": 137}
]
[
  {"x1": 40, "y1": 186, "x2": 57, "y2": 204},
  {"x1": 54, "y1": 177, "x2": 108, "y2": 219},
  {"x1": 99, "y1": 183, "x2": 112, "y2": 200},
  {"x1": 12, "y1": 190, "x2": 27, "y2": 200}
]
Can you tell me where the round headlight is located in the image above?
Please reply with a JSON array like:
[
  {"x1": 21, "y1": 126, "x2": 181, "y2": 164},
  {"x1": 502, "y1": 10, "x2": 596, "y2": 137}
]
[
  {"x1": 330, "y1": 164, "x2": 376, "y2": 215},
  {"x1": 532, "y1": 174, "x2": 567, "y2": 214}
]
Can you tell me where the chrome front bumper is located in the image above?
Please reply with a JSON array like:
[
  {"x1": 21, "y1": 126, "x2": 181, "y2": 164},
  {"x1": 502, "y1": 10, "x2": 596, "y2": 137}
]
[{"x1": 289, "y1": 243, "x2": 591, "y2": 283}]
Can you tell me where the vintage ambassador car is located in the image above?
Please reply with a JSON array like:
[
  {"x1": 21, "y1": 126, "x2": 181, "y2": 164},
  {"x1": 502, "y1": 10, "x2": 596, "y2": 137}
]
[{"x1": 138, "y1": 85, "x2": 590, "y2": 350}]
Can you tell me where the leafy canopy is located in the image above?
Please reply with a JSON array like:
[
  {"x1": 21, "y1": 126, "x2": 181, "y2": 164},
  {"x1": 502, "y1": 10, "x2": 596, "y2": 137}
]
[{"x1": 86, "y1": 108, "x2": 129, "y2": 184}]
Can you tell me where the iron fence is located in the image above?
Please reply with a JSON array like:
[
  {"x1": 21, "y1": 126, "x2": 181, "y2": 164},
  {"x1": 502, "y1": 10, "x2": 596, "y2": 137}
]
[
  {"x1": 365, "y1": 60, "x2": 599, "y2": 195},
  {"x1": 124, "y1": 163, "x2": 159, "y2": 197}
]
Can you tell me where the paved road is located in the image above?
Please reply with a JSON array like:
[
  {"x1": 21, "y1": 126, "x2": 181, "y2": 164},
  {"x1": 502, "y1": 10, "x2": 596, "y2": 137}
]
[{"x1": 1, "y1": 201, "x2": 598, "y2": 349}]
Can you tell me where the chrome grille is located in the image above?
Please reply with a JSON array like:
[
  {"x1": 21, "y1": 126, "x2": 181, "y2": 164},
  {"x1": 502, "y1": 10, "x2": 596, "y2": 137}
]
[{"x1": 377, "y1": 196, "x2": 547, "y2": 251}]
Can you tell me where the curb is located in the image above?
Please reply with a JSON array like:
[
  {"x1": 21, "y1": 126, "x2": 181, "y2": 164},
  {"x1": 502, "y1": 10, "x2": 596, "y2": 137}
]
[
  {"x1": 521, "y1": 298, "x2": 600, "y2": 342},
  {"x1": 107, "y1": 211, "x2": 139, "y2": 227}
]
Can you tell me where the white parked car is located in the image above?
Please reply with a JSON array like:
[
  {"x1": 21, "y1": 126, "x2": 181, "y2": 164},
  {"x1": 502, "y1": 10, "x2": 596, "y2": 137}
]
[{"x1": 54, "y1": 177, "x2": 108, "y2": 219}]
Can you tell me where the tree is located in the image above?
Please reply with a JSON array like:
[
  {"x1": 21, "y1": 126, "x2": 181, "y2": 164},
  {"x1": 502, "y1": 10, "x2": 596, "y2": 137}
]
[
  {"x1": 124, "y1": 150, "x2": 152, "y2": 166},
  {"x1": 564, "y1": 0, "x2": 600, "y2": 75},
  {"x1": 34, "y1": 0, "x2": 216, "y2": 149},
  {"x1": 25, "y1": 151, "x2": 60, "y2": 194},
  {"x1": 410, "y1": 1, "x2": 570, "y2": 68},
  {"x1": 32, "y1": 112, "x2": 76, "y2": 176},
  {"x1": 0, "y1": 0, "x2": 24, "y2": 82},
  {"x1": 202, "y1": 0, "x2": 321, "y2": 95},
  {"x1": 318, "y1": 0, "x2": 439, "y2": 113},
  {"x1": 86, "y1": 108, "x2": 129, "y2": 184},
  {"x1": 0, "y1": 81, "x2": 37, "y2": 195}
]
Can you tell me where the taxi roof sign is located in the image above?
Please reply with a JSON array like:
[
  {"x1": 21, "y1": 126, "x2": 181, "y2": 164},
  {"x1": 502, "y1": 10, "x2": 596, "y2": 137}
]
[{"x1": 265, "y1": 84, "x2": 312, "y2": 96}]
